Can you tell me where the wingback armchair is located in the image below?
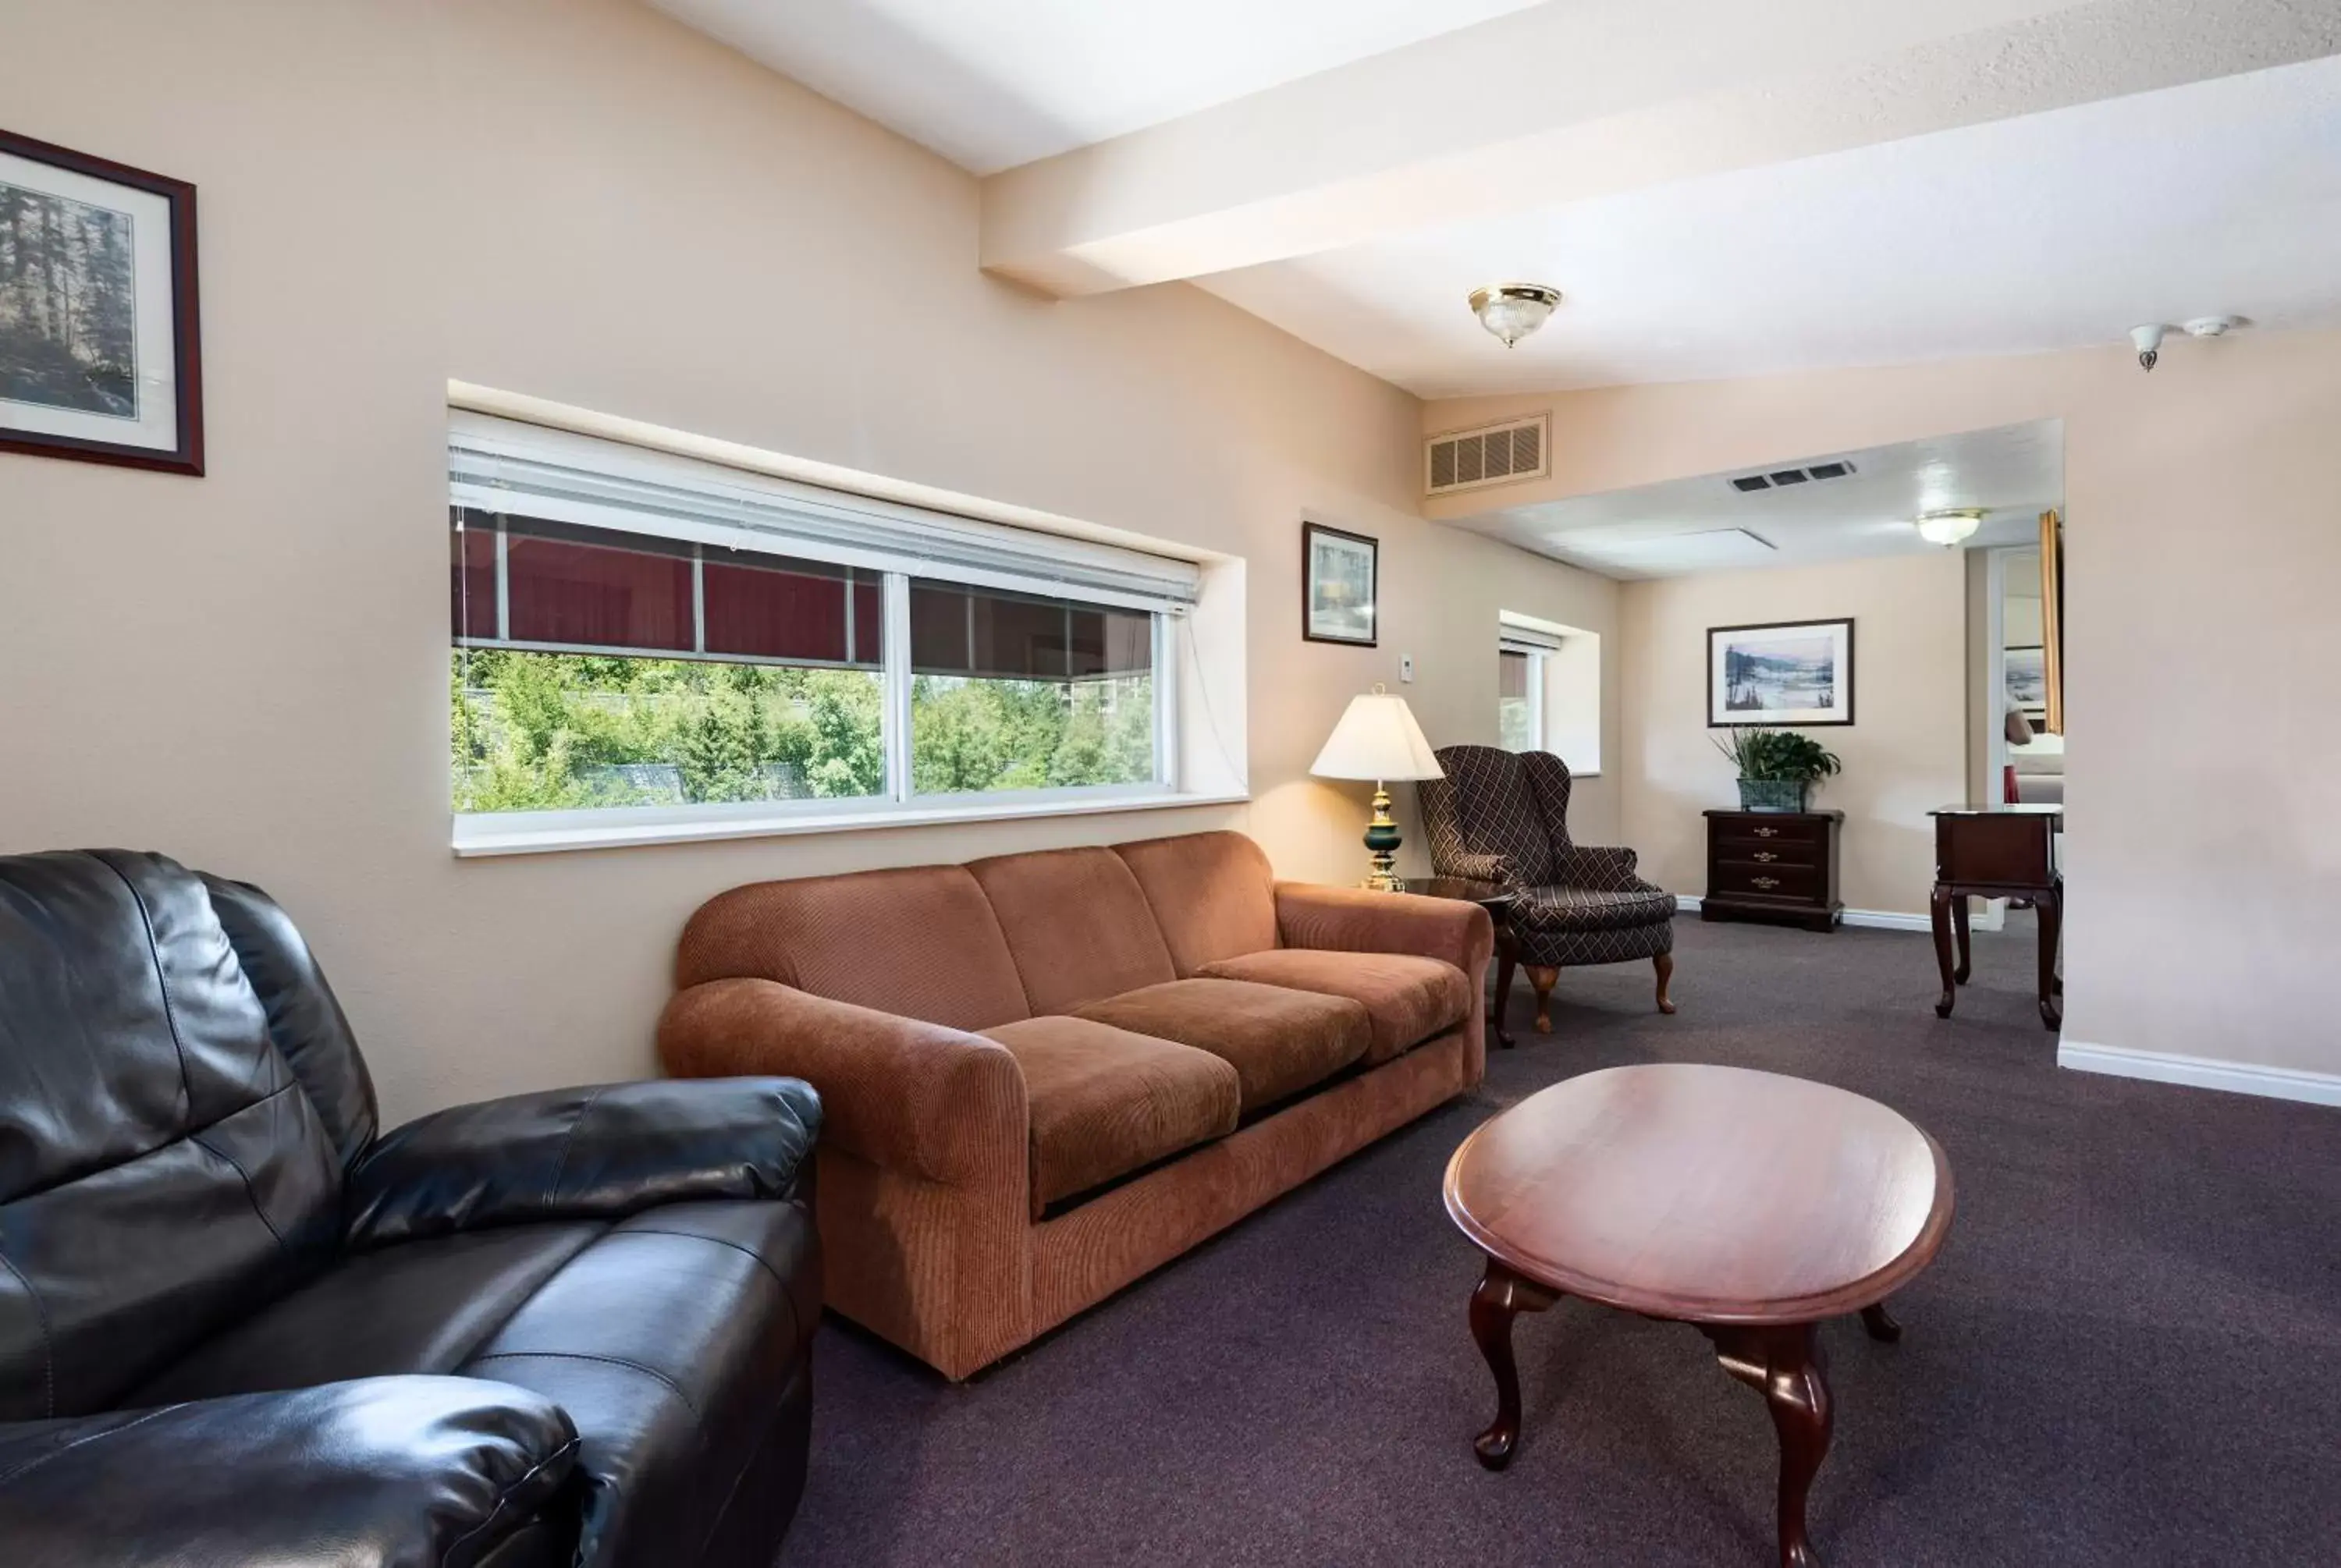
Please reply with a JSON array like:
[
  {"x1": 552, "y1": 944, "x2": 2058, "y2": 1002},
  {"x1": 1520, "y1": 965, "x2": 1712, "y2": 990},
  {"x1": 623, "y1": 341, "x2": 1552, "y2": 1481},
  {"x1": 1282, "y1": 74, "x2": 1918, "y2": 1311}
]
[
  {"x1": 0, "y1": 850, "x2": 822, "y2": 1568},
  {"x1": 1419, "y1": 746, "x2": 1678, "y2": 1031}
]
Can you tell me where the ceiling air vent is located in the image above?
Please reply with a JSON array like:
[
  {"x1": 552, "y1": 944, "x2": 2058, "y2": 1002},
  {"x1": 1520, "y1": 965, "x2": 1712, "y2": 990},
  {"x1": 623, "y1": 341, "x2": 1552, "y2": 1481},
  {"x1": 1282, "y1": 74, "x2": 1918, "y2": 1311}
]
[
  {"x1": 1726, "y1": 459, "x2": 1856, "y2": 494},
  {"x1": 1426, "y1": 413, "x2": 1551, "y2": 497}
]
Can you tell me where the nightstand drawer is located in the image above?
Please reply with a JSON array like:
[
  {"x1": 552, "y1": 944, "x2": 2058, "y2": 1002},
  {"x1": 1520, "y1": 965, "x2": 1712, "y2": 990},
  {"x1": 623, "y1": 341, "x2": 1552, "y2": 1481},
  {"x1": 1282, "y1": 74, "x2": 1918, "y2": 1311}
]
[
  {"x1": 1711, "y1": 860, "x2": 1822, "y2": 901},
  {"x1": 1711, "y1": 836, "x2": 1819, "y2": 867},
  {"x1": 1714, "y1": 815, "x2": 1828, "y2": 847}
]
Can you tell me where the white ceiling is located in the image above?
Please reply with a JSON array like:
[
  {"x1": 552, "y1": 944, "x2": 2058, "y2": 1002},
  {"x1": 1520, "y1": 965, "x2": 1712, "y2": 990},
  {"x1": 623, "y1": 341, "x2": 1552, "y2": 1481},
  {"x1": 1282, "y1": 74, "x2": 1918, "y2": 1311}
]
[
  {"x1": 1202, "y1": 55, "x2": 2341, "y2": 396},
  {"x1": 1452, "y1": 421, "x2": 2062, "y2": 578},
  {"x1": 651, "y1": 0, "x2": 1543, "y2": 174}
]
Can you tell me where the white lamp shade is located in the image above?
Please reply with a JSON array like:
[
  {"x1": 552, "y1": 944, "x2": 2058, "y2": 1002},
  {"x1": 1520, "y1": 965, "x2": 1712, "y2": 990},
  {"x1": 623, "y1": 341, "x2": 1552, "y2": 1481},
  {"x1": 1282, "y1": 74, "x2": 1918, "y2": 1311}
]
[{"x1": 1310, "y1": 691, "x2": 1444, "y2": 782}]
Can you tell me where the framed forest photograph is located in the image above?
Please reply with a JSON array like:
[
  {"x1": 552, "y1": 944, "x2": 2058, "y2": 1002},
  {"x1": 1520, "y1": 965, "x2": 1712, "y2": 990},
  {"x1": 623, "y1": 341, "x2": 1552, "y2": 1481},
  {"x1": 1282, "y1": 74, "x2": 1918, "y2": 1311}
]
[{"x1": 0, "y1": 129, "x2": 202, "y2": 474}]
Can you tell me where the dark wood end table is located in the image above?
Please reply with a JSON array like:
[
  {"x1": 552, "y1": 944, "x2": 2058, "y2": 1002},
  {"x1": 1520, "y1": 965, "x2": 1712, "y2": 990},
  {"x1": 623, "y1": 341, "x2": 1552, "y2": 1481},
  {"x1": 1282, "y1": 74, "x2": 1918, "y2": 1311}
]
[
  {"x1": 1409, "y1": 876, "x2": 1519, "y2": 1050},
  {"x1": 1444, "y1": 1064, "x2": 1954, "y2": 1567},
  {"x1": 1927, "y1": 805, "x2": 2062, "y2": 1031}
]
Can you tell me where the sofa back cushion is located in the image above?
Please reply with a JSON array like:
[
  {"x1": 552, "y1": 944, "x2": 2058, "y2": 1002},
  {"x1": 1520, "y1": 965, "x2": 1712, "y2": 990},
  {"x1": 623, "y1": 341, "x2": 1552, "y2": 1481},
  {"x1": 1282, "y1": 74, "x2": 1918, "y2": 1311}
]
[
  {"x1": 968, "y1": 848, "x2": 1178, "y2": 1015},
  {"x1": 0, "y1": 851, "x2": 346, "y2": 1419},
  {"x1": 674, "y1": 864, "x2": 1030, "y2": 1032},
  {"x1": 1113, "y1": 831, "x2": 1280, "y2": 975}
]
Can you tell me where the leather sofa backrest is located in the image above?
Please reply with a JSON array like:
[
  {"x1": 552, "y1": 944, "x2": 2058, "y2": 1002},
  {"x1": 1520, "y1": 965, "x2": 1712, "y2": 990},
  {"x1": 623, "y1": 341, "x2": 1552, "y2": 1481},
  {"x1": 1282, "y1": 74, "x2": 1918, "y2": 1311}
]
[
  {"x1": 675, "y1": 863, "x2": 1032, "y2": 1032},
  {"x1": 968, "y1": 847, "x2": 1178, "y2": 1014},
  {"x1": 1421, "y1": 745, "x2": 1554, "y2": 886},
  {"x1": 0, "y1": 851, "x2": 353, "y2": 1419},
  {"x1": 1113, "y1": 831, "x2": 1280, "y2": 975}
]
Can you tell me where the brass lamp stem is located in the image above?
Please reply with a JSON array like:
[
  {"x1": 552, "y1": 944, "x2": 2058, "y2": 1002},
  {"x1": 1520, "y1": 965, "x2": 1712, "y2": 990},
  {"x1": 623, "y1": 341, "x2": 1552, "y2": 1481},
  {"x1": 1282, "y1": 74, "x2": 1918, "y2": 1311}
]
[{"x1": 1362, "y1": 780, "x2": 1405, "y2": 892}]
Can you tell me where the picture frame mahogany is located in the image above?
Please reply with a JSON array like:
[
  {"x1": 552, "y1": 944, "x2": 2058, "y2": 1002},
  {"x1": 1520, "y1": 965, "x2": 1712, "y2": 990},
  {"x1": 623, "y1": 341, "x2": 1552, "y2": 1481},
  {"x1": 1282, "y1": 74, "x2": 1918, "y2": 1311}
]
[
  {"x1": 0, "y1": 127, "x2": 204, "y2": 476},
  {"x1": 1706, "y1": 616, "x2": 1856, "y2": 728},
  {"x1": 1300, "y1": 520, "x2": 1379, "y2": 647}
]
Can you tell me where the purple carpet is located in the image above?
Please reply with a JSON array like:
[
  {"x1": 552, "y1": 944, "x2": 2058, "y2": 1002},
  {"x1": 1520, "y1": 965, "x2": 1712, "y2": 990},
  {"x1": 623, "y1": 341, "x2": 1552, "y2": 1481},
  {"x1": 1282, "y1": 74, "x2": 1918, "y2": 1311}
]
[{"x1": 778, "y1": 916, "x2": 2341, "y2": 1566}]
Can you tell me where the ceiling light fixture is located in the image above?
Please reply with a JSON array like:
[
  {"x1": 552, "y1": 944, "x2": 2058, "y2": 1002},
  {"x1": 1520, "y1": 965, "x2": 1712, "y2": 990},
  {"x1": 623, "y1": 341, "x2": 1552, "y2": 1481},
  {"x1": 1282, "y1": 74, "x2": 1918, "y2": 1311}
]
[
  {"x1": 1469, "y1": 283, "x2": 1561, "y2": 347},
  {"x1": 1916, "y1": 509, "x2": 1985, "y2": 548}
]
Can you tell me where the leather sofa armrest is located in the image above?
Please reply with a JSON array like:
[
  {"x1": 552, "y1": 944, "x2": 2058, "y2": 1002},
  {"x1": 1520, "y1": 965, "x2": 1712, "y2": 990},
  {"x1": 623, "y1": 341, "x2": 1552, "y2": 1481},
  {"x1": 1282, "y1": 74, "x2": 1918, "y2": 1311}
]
[
  {"x1": 657, "y1": 977, "x2": 1026, "y2": 1188},
  {"x1": 0, "y1": 1377, "x2": 577, "y2": 1568},
  {"x1": 346, "y1": 1077, "x2": 820, "y2": 1249},
  {"x1": 1550, "y1": 845, "x2": 1652, "y2": 890},
  {"x1": 1273, "y1": 881, "x2": 1493, "y2": 980}
]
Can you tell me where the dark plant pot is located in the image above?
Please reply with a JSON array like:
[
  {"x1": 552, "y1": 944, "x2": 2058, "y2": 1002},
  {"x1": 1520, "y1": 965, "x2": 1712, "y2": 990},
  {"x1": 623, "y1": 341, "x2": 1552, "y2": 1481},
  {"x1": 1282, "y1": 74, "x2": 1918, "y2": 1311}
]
[{"x1": 1738, "y1": 778, "x2": 1810, "y2": 814}]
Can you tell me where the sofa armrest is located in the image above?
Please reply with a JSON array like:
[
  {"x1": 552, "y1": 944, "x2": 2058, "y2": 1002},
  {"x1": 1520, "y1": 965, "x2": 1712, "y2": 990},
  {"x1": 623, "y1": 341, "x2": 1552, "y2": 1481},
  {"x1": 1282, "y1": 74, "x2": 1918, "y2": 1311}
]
[
  {"x1": 0, "y1": 1377, "x2": 577, "y2": 1568},
  {"x1": 658, "y1": 977, "x2": 1025, "y2": 1187},
  {"x1": 1273, "y1": 881, "x2": 1493, "y2": 979},
  {"x1": 1550, "y1": 844, "x2": 1650, "y2": 890},
  {"x1": 346, "y1": 1077, "x2": 819, "y2": 1249}
]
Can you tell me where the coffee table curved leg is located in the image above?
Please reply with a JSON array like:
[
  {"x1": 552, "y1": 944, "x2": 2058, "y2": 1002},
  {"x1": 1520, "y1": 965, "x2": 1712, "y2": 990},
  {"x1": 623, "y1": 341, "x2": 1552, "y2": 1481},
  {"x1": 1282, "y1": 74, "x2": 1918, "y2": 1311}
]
[
  {"x1": 1468, "y1": 1258, "x2": 1557, "y2": 1470},
  {"x1": 1859, "y1": 1301, "x2": 1902, "y2": 1343},
  {"x1": 1705, "y1": 1323, "x2": 1834, "y2": 1568}
]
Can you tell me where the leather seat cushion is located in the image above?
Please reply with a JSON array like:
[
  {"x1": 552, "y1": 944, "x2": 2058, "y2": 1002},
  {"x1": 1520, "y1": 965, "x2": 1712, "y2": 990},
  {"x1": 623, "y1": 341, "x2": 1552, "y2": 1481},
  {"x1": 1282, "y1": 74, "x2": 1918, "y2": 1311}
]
[
  {"x1": 980, "y1": 1016, "x2": 1240, "y2": 1216},
  {"x1": 1516, "y1": 885, "x2": 1680, "y2": 933},
  {"x1": 1073, "y1": 978, "x2": 1371, "y2": 1112},
  {"x1": 129, "y1": 1201, "x2": 818, "y2": 1567},
  {"x1": 1195, "y1": 949, "x2": 1469, "y2": 1066}
]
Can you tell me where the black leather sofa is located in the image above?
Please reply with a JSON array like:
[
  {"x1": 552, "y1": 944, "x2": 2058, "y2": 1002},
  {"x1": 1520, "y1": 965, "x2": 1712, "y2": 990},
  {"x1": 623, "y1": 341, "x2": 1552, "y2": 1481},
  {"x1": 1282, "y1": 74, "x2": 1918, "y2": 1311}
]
[{"x1": 0, "y1": 850, "x2": 822, "y2": 1567}]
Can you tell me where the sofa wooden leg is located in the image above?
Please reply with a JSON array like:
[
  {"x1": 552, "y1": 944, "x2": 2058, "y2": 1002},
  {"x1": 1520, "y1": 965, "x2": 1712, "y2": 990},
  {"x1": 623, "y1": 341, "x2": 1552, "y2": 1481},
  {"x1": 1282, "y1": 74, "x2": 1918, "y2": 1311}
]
[
  {"x1": 1526, "y1": 965, "x2": 1558, "y2": 1034},
  {"x1": 1654, "y1": 952, "x2": 1677, "y2": 1015}
]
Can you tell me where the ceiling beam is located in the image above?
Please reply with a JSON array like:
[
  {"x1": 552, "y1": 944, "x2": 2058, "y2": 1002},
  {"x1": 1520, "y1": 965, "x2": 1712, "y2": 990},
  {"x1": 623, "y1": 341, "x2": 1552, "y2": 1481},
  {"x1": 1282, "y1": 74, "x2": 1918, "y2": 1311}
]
[{"x1": 979, "y1": 0, "x2": 2341, "y2": 297}]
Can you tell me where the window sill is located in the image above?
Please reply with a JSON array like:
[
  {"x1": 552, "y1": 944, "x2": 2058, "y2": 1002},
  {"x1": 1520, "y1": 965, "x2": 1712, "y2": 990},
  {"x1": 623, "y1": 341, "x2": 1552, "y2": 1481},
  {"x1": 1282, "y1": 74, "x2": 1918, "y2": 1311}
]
[{"x1": 451, "y1": 789, "x2": 1250, "y2": 859}]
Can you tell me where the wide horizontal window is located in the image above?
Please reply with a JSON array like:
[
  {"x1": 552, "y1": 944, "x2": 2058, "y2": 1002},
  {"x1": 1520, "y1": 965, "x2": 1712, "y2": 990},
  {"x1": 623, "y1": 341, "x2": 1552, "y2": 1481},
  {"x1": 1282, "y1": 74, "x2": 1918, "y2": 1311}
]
[{"x1": 447, "y1": 419, "x2": 1194, "y2": 841}]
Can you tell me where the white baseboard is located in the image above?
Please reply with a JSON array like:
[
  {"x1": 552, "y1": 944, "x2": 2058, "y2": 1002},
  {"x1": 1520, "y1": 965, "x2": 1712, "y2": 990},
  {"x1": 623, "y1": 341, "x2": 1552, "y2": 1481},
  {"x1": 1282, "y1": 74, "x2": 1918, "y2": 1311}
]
[
  {"x1": 1674, "y1": 895, "x2": 1929, "y2": 933},
  {"x1": 2059, "y1": 1039, "x2": 2341, "y2": 1108},
  {"x1": 1842, "y1": 908, "x2": 1931, "y2": 932}
]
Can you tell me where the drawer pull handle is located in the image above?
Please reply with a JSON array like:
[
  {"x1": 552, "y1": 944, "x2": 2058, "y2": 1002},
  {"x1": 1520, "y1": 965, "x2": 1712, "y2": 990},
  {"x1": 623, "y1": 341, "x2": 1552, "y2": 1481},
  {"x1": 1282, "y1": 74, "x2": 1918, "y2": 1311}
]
[
  {"x1": 1754, "y1": 851, "x2": 1777, "y2": 863},
  {"x1": 1752, "y1": 876, "x2": 1779, "y2": 889},
  {"x1": 1753, "y1": 827, "x2": 1778, "y2": 838}
]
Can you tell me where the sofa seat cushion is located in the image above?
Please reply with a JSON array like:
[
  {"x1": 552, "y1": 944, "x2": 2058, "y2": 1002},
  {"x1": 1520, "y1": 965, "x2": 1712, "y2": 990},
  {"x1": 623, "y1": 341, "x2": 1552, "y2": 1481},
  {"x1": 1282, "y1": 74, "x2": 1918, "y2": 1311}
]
[
  {"x1": 1072, "y1": 979, "x2": 1371, "y2": 1113},
  {"x1": 1195, "y1": 949, "x2": 1469, "y2": 1066},
  {"x1": 980, "y1": 1016, "x2": 1240, "y2": 1216},
  {"x1": 127, "y1": 1202, "x2": 819, "y2": 1566}
]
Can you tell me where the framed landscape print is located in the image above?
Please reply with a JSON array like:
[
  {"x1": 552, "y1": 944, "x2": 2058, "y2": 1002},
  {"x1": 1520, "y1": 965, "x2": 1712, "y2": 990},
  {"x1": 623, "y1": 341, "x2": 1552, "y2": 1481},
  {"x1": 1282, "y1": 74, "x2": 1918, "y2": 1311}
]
[
  {"x1": 2004, "y1": 644, "x2": 2048, "y2": 718},
  {"x1": 0, "y1": 129, "x2": 202, "y2": 474},
  {"x1": 1708, "y1": 618, "x2": 1855, "y2": 726},
  {"x1": 1302, "y1": 521, "x2": 1378, "y2": 646}
]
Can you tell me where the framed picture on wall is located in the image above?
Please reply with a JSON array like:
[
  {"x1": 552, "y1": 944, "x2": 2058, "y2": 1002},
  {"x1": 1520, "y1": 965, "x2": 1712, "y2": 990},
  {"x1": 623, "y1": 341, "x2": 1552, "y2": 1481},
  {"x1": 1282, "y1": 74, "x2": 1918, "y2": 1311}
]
[
  {"x1": 2005, "y1": 644, "x2": 2048, "y2": 718},
  {"x1": 1302, "y1": 521, "x2": 1378, "y2": 646},
  {"x1": 1708, "y1": 618, "x2": 1855, "y2": 726},
  {"x1": 0, "y1": 128, "x2": 204, "y2": 474}
]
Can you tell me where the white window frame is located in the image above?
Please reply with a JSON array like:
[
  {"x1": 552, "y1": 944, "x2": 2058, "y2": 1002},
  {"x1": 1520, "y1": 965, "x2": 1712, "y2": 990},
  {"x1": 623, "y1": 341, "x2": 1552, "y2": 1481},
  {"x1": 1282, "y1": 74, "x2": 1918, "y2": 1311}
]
[
  {"x1": 1497, "y1": 641, "x2": 1548, "y2": 753},
  {"x1": 449, "y1": 416, "x2": 1220, "y2": 857}
]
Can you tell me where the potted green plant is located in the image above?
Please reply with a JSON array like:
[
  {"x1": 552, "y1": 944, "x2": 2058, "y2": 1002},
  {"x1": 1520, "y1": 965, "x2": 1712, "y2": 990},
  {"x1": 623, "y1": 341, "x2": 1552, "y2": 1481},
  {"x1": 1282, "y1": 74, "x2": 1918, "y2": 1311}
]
[{"x1": 1712, "y1": 726, "x2": 1842, "y2": 813}]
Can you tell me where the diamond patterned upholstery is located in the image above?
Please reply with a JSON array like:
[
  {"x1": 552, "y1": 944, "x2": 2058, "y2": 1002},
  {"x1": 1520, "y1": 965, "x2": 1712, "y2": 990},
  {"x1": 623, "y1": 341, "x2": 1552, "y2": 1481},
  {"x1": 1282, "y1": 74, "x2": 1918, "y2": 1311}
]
[{"x1": 1420, "y1": 746, "x2": 1675, "y2": 969}]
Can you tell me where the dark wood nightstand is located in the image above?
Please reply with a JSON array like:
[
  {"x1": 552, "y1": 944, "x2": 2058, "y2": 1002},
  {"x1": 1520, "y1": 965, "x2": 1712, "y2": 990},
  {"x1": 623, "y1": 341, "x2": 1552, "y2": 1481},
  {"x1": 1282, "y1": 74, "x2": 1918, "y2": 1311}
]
[{"x1": 1700, "y1": 810, "x2": 1845, "y2": 932}]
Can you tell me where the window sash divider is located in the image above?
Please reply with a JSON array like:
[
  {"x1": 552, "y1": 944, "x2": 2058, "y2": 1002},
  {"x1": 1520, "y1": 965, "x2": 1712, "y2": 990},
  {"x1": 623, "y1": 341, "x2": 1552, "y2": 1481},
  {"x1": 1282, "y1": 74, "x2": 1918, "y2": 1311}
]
[{"x1": 883, "y1": 571, "x2": 914, "y2": 804}]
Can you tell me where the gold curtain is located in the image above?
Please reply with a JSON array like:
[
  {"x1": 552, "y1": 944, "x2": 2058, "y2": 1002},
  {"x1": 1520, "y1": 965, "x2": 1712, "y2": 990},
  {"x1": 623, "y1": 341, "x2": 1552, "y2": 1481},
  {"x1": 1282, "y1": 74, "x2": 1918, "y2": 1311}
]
[{"x1": 2038, "y1": 509, "x2": 2063, "y2": 735}]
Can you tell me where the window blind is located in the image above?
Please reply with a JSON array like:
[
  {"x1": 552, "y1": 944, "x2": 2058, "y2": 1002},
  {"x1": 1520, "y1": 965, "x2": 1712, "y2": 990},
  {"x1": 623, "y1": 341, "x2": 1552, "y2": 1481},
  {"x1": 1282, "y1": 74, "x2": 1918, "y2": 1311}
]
[{"x1": 449, "y1": 413, "x2": 1201, "y2": 612}]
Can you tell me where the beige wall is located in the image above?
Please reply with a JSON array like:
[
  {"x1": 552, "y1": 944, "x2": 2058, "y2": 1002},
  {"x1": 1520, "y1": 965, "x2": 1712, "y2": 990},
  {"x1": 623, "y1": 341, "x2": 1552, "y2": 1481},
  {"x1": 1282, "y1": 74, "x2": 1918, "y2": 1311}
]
[
  {"x1": 0, "y1": 0, "x2": 1616, "y2": 1123},
  {"x1": 1621, "y1": 554, "x2": 1968, "y2": 916},
  {"x1": 1427, "y1": 326, "x2": 2341, "y2": 1079}
]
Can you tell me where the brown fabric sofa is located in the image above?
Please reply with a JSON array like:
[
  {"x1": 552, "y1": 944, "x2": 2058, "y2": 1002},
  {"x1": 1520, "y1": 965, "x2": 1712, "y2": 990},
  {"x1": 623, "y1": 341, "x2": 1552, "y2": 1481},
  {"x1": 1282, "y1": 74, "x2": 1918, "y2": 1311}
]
[{"x1": 658, "y1": 830, "x2": 1491, "y2": 1380}]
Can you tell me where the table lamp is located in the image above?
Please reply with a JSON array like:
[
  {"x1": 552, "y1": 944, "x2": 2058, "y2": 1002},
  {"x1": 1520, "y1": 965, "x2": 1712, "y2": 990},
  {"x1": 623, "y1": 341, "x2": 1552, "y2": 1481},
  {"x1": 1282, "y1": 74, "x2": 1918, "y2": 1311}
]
[{"x1": 1310, "y1": 684, "x2": 1444, "y2": 892}]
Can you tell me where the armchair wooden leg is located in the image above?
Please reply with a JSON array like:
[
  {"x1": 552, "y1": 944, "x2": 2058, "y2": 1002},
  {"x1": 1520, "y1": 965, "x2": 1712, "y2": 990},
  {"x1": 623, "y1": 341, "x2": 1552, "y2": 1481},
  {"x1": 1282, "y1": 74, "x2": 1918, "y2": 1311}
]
[
  {"x1": 1525, "y1": 965, "x2": 1558, "y2": 1034},
  {"x1": 1654, "y1": 952, "x2": 1677, "y2": 1015}
]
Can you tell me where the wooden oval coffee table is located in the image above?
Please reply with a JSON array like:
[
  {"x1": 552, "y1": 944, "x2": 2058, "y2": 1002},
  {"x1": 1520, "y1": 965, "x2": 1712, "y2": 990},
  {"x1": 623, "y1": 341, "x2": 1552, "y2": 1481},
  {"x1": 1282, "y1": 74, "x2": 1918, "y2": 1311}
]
[{"x1": 1444, "y1": 1064, "x2": 1953, "y2": 1568}]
